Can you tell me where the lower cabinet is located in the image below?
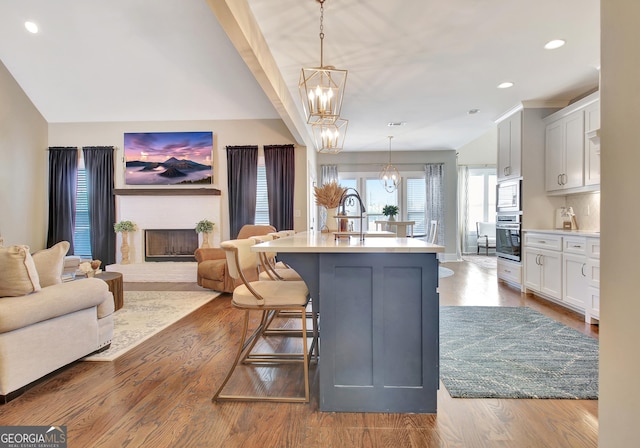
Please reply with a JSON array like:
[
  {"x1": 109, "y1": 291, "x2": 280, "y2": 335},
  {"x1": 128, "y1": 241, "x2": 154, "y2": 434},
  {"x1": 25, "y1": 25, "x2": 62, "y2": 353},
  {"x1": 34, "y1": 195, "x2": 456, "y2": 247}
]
[
  {"x1": 562, "y1": 252, "x2": 588, "y2": 310},
  {"x1": 524, "y1": 232, "x2": 600, "y2": 323},
  {"x1": 523, "y1": 248, "x2": 562, "y2": 300}
]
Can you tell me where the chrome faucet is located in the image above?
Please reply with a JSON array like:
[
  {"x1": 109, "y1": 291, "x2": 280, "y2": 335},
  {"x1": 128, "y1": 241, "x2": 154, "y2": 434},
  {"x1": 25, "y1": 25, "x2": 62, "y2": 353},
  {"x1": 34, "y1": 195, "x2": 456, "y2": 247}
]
[{"x1": 338, "y1": 188, "x2": 366, "y2": 241}]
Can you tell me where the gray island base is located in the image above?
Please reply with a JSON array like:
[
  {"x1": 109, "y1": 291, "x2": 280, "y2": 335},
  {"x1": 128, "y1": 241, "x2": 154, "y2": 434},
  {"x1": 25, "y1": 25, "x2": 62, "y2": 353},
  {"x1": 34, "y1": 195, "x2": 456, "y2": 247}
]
[{"x1": 253, "y1": 232, "x2": 443, "y2": 413}]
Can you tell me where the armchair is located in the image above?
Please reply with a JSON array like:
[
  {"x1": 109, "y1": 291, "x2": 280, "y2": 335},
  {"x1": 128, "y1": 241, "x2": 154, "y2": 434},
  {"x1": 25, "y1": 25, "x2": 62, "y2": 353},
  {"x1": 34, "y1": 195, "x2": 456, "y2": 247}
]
[
  {"x1": 195, "y1": 225, "x2": 276, "y2": 293},
  {"x1": 476, "y1": 221, "x2": 496, "y2": 255}
]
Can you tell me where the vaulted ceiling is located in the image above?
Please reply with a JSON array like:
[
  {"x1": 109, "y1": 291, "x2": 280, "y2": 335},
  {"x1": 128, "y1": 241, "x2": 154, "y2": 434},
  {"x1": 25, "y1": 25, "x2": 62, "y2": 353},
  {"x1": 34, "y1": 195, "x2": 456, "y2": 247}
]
[{"x1": 0, "y1": 0, "x2": 600, "y2": 152}]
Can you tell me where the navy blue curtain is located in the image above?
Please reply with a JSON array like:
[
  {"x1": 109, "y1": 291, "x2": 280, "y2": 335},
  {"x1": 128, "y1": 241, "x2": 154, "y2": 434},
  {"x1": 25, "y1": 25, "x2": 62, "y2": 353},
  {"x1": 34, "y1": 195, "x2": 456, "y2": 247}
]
[
  {"x1": 226, "y1": 145, "x2": 258, "y2": 239},
  {"x1": 83, "y1": 146, "x2": 116, "y2": 265},
  {"x1": 47, "y1": 147, "x2": 78, "y2": 252},
  {"x1": 264, "y1": 144, "x2": 295, "y2": 231}
]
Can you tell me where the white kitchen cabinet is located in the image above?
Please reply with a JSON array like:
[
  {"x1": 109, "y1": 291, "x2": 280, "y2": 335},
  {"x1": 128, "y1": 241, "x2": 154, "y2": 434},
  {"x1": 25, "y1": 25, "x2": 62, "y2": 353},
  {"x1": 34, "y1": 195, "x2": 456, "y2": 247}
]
[
  {"x1": 523, "y1": 247, "x2": 562, "y2": 300},
  {"x1": 497, "y1": 257, "x2": 522, "y2": 286},
  {"x1": 524, "y1": 231, "x2": 600, "y2": 323},
  {"x1": 545, "y1": 110, "x2": 585, "y2": 192},
  {"x1": 585, "y1": 237, "x2": 600, "y2": 323},
  {"x1": 497, "y1": 110, "x2": 522, "y2": 181},
  {"x1": 543, "y1": 91, "x2": 600, "y2": 194},
  {"x1": 563, "y1": 252, "x2": 588, "y2": 311},
  {"x1": 584, "y1": 100, "x2": 601, "y2": 186}
]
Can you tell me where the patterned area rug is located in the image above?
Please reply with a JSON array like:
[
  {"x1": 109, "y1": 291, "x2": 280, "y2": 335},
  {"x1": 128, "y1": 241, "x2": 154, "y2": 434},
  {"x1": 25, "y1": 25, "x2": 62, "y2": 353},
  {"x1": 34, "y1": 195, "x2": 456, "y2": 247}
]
[
  {"x1": 83, "y1": 290, "x2": 220, "y2": 362},
  {"x1": 440, "y1": 306, "x2": 599, "y2": 399},
  {"x1": 462, "y1": 254, "x2": 497, "y2": 270}
]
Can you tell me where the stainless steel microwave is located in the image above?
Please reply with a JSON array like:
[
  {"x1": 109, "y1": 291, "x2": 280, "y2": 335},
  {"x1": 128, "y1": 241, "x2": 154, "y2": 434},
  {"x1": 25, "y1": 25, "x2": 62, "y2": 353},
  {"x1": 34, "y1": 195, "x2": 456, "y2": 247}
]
[{"x1": 496, "y1": 179, "x2": 521, "y2": 212}]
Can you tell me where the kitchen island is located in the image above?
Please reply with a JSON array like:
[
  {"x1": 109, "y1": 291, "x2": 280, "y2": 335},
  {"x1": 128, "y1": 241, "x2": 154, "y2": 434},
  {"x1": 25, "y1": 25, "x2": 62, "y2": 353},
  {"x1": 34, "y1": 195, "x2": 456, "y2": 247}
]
[{"x1": 252, "y1": 231, "x2": 444, "y2": 413}]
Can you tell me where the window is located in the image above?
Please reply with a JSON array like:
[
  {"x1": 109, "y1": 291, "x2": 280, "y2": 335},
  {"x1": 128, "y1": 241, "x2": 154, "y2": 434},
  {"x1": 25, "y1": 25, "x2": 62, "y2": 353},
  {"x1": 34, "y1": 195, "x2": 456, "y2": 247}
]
[
  {"x1": 337, "y1": 173, "x2": 427, "y2": 235},
  {"x1": 468, "y1": 168, "x2": 497, "y2": 225},
  {"x1": 255, "y1": 160, "x2": 270, "y2": 225},
  {"x1": 73, "y1": 168, "x2": 92, "y2": 258}
]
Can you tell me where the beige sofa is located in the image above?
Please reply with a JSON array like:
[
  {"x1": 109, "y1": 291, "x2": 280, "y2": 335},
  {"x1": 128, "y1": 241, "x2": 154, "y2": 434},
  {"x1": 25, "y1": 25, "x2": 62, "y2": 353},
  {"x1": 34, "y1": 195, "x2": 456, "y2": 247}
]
[{"x1": 0, "y1": 243, "x2": 114, "y2": 403}]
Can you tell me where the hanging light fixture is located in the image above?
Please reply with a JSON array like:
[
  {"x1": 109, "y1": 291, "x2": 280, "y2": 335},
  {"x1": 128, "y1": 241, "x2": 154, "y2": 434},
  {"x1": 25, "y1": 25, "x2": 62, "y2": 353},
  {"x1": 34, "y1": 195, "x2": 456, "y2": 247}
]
[
  {"x1": 380, "y1": 136, "x2": 400, "y2": 193},
  {"x1": 299, "y1": 0, "x2": 348, "y2": 126},
  {"x1": 312, "y1": 117, "x2": 348, "y2": 154}
]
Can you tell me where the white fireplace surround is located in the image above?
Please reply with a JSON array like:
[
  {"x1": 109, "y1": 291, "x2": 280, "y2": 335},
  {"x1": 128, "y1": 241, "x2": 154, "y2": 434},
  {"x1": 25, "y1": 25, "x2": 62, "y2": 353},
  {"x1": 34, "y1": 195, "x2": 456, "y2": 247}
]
[{"x1": 115, "y1": 194, "x2": 220, "y2": 264}]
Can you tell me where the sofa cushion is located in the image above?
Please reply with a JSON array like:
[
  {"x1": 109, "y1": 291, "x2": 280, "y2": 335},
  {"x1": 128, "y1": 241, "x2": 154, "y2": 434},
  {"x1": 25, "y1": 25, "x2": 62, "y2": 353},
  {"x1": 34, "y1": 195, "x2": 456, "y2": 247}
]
[
  {"x1": 0, "y1": 245, "x2": 41, "y2": 297},
  {"x1": 0, "y1": 278, "x2": 112, "y2": 333},
  {"x1": 32, "y1": 241, "x2": 70, "y2": 287}
]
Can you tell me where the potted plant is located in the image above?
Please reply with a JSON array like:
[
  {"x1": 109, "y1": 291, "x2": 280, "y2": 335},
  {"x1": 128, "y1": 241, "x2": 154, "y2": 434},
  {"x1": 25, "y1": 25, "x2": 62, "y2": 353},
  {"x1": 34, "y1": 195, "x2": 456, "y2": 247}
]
[
  {"x1": 382, "y1": 204, "x2": 399, "y2": 221},
  {"x1": 195, "y1": 219, "x2": 215, "y2": 248},
  {"x1": 113, "y1": 220, "x2": 137, "y2": 264}
]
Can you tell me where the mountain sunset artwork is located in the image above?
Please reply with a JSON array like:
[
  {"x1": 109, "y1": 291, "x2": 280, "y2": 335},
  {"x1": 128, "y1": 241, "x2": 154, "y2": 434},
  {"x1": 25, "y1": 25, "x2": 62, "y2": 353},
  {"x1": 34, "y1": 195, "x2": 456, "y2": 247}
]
[{"x1": 124, "y1": 131, "x2": 213, "y2": 185}]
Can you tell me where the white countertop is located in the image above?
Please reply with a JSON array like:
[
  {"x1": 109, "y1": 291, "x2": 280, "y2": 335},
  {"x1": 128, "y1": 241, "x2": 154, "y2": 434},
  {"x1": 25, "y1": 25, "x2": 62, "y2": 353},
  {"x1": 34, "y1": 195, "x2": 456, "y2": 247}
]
[
  {"x1": 251, "y1": 231, "x2": 444, "y2": 254},
  {"x1": 523, "y1": 228, "x2": 600, "y2": 237}
]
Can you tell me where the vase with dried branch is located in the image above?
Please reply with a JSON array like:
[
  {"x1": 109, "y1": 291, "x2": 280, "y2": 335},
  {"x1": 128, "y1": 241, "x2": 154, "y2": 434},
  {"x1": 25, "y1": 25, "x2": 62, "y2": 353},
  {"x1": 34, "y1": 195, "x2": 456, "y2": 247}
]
[{"x1": 314, "y1": 182, "x2": 346, "y2": 232}]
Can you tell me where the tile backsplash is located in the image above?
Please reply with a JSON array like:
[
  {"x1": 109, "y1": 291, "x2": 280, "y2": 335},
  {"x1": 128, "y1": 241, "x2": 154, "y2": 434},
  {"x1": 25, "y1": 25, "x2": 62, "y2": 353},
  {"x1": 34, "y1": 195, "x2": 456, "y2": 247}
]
[{"x1": 565, "y1": 192, "x2": 600, "y2": 231}]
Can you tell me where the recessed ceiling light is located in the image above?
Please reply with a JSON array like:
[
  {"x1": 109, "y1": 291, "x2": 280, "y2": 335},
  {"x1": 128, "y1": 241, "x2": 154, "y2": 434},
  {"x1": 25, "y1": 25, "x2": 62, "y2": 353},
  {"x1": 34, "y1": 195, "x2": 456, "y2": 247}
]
[
  {"x1": 468, "y1": 109, "x2": 480, "y2": 115},
  {"x1": 497, "y1": 82, "x2": 514, "y2": 89},
  {"x1": 24, "y1": 21, "x2": 38, "y2": 33},
  {"x1": 544, "y1": 39, "x2": 566, "y2": 50}
]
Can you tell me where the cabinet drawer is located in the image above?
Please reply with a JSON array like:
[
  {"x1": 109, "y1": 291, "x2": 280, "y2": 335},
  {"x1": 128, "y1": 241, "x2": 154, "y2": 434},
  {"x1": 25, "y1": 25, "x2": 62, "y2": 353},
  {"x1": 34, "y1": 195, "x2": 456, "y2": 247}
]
[
  {"x1": 563, "y1": 237, "x2": 587, "y2": 255},
  {"x1": 497, "y1": 258, "x2": 521, "y2": 285},
  {"x1": 524, "y1": 233, "x2": 562, "y2": 251},
  {"x1": 587, "y1": 238, "x2": 600, "y2": 259}
]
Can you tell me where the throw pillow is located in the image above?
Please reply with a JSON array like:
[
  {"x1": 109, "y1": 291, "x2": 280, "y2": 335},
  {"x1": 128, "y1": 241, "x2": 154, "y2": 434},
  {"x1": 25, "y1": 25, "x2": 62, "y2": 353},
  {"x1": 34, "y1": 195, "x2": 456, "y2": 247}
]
[
  {"x1": 32, "y1": 241, "x2": 71, "y2": 287},
  {"x1": 0, "y1": 245, "x2": 41, "y2": 297}
]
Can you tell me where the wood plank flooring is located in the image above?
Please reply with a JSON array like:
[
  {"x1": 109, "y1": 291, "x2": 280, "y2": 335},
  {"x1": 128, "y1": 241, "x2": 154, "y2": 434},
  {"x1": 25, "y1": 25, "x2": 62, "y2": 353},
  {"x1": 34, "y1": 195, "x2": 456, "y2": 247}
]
[{"x1": 0, "y1": 259, "x2": 598, "y2": 447}]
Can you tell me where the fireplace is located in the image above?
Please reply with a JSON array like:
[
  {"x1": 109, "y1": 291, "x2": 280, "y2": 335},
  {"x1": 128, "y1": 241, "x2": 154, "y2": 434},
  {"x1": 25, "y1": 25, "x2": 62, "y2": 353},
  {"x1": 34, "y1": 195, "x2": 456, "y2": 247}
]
[{"x1": 144, "y1": 229, "x2": 198, "y2": 262}]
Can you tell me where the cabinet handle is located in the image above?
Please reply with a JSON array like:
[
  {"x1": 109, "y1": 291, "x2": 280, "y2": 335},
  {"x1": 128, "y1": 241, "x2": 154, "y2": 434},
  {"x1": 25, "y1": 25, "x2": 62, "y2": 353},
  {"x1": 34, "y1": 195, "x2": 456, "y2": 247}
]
[
  {"x1": 557, "y1": 174, "x2": 562, "y2": 185},
  {"x1": 562, "y1": 173, "x2": 568, "y2": 185},
  {"x1": 504, "y1": 269, "x2": 511, "y2": 274},
  {"x1": 538, "y1": 240, "x2": 547, "y2": 244},
  {"x1": 581, "y1": 263, "x2": 586, "y2": 277},
  {"x1": 572, "y1": 244, "x2": 583, "y2": 248}
]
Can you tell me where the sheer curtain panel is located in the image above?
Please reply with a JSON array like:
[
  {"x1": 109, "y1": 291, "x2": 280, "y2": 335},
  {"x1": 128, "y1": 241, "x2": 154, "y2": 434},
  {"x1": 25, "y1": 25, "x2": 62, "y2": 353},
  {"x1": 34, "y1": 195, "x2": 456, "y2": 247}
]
[
  {"x1": 264, "y1": 144, "x2": 295, "y2": 231},
  {"x1": 425, "y1": 163, "x2": 445, "y2": 246},
  {"x1": 83, "y1": 146, "x2": 116, "y2": 265},
  {"x1": 227, "y1": 146, "x2": 258, "y2": 238},
  {"x1": 47, "y1": 147, "x2": 78, "y2": 252}
]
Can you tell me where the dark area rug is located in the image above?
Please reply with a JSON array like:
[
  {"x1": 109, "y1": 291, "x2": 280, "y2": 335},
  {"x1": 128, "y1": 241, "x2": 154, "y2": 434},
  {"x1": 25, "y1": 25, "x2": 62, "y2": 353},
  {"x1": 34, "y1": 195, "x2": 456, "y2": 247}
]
[{"x1": 440, "y1": 306, "x2": 599, "y2": 399}]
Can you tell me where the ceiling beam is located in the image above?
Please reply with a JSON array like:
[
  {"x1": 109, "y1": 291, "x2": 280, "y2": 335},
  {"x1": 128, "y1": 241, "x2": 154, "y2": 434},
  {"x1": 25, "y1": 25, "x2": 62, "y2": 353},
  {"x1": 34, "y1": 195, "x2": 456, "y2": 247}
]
[{"x1": 206, "y1": 0, "x2": 313, "y2": 149}]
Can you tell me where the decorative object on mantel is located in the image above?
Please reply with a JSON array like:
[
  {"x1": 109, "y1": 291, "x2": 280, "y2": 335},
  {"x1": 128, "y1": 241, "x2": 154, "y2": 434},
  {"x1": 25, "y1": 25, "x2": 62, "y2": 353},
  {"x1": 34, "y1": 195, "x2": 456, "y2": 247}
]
[
  {"x1": 123, "y1": 131, "x2": 214, "y2": 185},
  {"x1": 379, "y1": 136, "x2": 400, "y2": 193},
  {"x1": 298, "y1": 0, "x2": 349, "y2": 153},
  {"x1": 382, "y1": 204, "x2": 399, "y2": 221},
  {"x1": 195, "y1": 219, "x2": 215, "y2": 248},
  {"x1": 78, "y1": 259, "x2": 102, "y2": 277},
  {"x1": 314, "y1": 181, "x2": 345, "y2": 232},
  {"x1": 114, "y1": 220, "x2": 138, "y2": 265}
]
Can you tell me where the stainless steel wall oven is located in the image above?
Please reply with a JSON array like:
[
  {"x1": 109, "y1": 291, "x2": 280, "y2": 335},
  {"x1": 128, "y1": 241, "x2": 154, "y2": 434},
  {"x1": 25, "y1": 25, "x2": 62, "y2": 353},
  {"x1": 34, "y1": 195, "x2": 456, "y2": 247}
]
[{"x1": 496, "y1": 214, "x2": 521, "y2": 262}]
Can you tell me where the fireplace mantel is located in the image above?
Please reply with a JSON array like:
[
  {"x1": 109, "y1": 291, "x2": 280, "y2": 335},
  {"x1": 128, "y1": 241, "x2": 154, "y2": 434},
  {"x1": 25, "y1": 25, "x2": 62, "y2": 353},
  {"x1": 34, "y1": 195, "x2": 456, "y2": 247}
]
[{"x1": 114, "y1": 188, "x2": 220, "y2": 196}]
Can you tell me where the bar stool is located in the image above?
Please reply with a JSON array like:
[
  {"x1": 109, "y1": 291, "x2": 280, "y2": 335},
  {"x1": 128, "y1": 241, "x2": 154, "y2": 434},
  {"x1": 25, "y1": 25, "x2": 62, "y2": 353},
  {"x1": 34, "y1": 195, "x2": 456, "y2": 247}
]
[{"x1": 212, "y1": 238, "x2": 316, "y2": 403}]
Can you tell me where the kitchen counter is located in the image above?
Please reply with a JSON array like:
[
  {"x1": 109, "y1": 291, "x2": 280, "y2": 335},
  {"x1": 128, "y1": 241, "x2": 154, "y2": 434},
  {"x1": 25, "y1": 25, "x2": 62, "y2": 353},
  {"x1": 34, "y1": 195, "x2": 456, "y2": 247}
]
[
  {"x1": 523, "y1": 229, "x2": 600, "y2": 237},
  {"x1": 252, "y1": 231, "x2": 442, "y2": 413},
  {"x1": 252, "y1": 230, "x2": 444, "y2": 253}
]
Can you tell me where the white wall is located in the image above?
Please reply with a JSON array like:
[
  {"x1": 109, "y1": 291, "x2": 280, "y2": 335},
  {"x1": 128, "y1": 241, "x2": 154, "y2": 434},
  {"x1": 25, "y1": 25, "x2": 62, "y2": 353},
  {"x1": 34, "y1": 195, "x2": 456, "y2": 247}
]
[
  {"x1": 599, "y1": 0, "x2": 640, "y2": 445},
  {"x1": 0, "y1": 61, "x2": 48, "y2": 249},
  {"x1": 456, "y1": 126, "x2": 498, "y2": 166}
]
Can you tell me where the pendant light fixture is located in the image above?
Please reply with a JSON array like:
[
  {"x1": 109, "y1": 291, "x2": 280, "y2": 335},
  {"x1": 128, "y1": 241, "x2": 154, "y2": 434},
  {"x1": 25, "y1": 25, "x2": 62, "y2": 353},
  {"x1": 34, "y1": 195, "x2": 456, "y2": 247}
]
[
  {"x1": 380, "y1": 136, "x2": 400, "y2": 193},
  {"x1": 312, "y1": 117, "x2": 348, "y2": 154},
  {"x1": 299, "y1": 0, "x2": 348, "y2": 153}
]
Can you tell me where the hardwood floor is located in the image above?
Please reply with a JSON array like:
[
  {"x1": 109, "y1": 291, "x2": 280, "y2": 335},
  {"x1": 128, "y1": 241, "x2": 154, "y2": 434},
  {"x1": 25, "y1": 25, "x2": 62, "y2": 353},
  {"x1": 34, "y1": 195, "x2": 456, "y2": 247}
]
[{"x1": 0, "y1": 259, "x2": 598, "y2": 447}]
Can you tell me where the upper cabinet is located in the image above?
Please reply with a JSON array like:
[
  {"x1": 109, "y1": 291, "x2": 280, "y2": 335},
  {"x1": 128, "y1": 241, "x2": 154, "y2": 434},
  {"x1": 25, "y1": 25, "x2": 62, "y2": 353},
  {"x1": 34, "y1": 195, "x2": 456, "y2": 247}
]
[
  {"x1": 497, "y1": 110, "x2": 522, "y2": 181},
  {"x1": 543, "y1": 91, "x2": 600, "y2": 194},
  {"x1": 584, "y1": 101, "x2": 601, "y2": 186}
]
